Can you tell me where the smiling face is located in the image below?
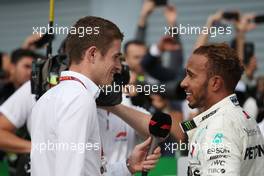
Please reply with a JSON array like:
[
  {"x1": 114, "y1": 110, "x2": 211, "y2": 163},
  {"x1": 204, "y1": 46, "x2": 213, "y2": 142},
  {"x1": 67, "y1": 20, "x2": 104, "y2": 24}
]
[
  {"x1": 180, "y1": 54, "x2": 211, "y2": 109},
  {"x1": 94, "y1": 39, "x2": 122, "y2": 86}
]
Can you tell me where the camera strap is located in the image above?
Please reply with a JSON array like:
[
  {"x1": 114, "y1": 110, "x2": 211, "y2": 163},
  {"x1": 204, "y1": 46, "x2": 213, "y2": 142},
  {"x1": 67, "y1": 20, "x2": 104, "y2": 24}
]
[{"x1": 59, "y1": 75, "x2": 107, "y2": 174}]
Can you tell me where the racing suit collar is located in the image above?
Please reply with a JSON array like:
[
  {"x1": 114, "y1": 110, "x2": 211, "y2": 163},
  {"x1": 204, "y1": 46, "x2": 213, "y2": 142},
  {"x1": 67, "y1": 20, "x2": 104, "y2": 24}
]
[{"x1": 180, "y1": 94, "x2": 239, "y2": 134}]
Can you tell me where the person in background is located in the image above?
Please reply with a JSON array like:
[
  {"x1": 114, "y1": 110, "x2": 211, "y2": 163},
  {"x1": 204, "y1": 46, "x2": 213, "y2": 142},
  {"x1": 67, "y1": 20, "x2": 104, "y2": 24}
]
[{"x1": 0, "y1": 48, "x2": 35, "y2": 104}]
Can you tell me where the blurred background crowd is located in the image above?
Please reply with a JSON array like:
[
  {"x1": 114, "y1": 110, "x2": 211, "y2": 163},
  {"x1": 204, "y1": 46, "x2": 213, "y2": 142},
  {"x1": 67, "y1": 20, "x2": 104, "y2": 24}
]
[{"x1": 0, "y1": 0, "x2": 264, "y2": 175}]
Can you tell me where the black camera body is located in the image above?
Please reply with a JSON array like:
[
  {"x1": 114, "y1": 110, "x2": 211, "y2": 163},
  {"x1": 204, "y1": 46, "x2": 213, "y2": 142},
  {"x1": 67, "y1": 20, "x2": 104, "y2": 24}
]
[{"x1": 31, "y1": 54, "x2": 69, "y2": 100}]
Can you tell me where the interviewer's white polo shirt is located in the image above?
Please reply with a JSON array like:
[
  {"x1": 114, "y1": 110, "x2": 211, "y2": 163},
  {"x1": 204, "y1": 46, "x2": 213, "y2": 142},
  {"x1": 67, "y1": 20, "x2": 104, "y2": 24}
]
[{"x1": 30, "y1": 71, "x2": 101, "y2": 176}]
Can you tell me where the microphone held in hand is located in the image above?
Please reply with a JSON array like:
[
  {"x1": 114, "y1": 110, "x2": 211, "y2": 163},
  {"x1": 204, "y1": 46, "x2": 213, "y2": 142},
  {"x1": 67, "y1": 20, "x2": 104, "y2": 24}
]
[{"x1": 142, "y1": 111, "x2": 172, "y2": 176}]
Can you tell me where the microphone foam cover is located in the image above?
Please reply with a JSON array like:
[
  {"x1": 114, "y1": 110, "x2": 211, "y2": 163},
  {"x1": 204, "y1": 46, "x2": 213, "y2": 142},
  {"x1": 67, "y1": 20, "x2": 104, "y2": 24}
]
[{"x1": 149, "y1": 111, "x2": 172, "y2": 138}]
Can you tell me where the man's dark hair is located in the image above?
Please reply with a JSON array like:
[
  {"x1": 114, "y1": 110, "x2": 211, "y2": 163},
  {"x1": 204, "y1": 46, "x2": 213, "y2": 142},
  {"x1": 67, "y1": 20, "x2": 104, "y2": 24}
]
[
  {"x1": 193, "y1": 43, "x2": 244, "y2": 92},
  {"x1": 11, "y1": 48, "x2": 36, "y2": 64},
  {"x1": 65, "y1": 16, "x2": 124, "y2": 64},
  {"x1": 124, "y1": 40, "x2": 145, "y2": 54}
]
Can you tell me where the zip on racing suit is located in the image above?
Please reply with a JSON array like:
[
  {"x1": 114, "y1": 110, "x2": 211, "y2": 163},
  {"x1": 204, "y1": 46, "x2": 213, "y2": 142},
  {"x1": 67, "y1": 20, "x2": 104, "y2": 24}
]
[{"x1": 180, "y1": 94, "x2": 264, "y2": 176}]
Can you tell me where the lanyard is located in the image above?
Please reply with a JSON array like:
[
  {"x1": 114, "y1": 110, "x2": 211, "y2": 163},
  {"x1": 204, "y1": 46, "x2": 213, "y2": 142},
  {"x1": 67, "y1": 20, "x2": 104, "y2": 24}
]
[
  {"x1": 59, "y1": 76, "x2": 86, "y2": 89},
  {"x1": 60, "y1": 75, "x2": 106, "y2": 174}
]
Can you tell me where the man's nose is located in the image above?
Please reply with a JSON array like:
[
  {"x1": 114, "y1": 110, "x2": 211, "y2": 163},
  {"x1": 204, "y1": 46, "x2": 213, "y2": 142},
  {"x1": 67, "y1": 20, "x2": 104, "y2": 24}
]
[{"x1": 180, "y1": 78, "x2": 187, "y2": 89}]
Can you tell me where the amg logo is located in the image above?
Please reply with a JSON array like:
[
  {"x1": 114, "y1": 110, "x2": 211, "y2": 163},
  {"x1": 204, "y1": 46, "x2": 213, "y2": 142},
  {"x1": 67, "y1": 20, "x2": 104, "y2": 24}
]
[
  {"x1": 211, "y1": 160, "x2": 226, "y2": 166},
  {"x1": 244, "y1": 145, "x2": 264, "y2": 160}
]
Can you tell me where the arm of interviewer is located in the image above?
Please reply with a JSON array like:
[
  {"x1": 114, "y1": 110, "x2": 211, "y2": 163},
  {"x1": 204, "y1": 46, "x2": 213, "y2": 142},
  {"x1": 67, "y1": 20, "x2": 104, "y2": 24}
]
[
  {"x1": 0, "y1": 114, "x2": 31, "y2": 153},
  {"x1": 105, "y1": 104, "x2": 181, "y2": 141},
  {"x1": 106, "y1": 104, "x2": 151, "y2": 138}
]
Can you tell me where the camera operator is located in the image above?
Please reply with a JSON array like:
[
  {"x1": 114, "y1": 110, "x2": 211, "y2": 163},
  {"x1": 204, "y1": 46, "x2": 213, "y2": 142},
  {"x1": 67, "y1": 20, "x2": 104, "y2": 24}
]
[{"x1": 0, "y1": 48, "x2": 36, "y2": 105}]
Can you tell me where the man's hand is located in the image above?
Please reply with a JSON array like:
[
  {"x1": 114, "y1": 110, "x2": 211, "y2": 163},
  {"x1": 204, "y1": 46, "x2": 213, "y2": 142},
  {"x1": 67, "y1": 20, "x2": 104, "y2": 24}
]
[
  {"x1": 164, "y1": 5, "x2": 177, "y2": 27},
  {"x1": 22, "y1": 34, "x2": 42, "y2": 50},
  {"x1": 158, "y1": 36, "x2": 180, "y2": 52},
  {"x1": 139, "y1": 0, "x2": 155, "y2": 27},
  {"x1": 193, "y1": 10, "x2": 223, "y2": 50},
  {"x1": 236, "y1": 13, "x2": 256, "y2": 33},
  {"x1": 207, "y1": 11, "x2": 223, "y2": 26},
  {"x1": 127, "y1": 137, "x2": 161, "y2": 174}
]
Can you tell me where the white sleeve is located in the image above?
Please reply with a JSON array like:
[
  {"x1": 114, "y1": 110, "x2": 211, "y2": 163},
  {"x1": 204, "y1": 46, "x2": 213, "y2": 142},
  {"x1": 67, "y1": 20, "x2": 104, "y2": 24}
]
[
  {"x1": 149, "y1": 44, "x2": 161, "y2": 57},
  {"x1": 105, "y1": 161, "x2": 131, "y2": 176},
  {"x1": 0, "y1": 81, "x2": 35, "y2": 128}
]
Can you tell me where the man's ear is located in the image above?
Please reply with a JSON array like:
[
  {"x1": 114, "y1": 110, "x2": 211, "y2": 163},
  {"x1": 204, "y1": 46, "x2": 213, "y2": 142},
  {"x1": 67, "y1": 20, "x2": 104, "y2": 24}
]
[
  {"x1": 210, "y1": 76, "x2": 223, "y2": 92},
  {"x1": 83, "y1": 46, "x2": 97, "y2": 64},
  {"x1": 9, "y1": 63, "x2": 16, "y2": 75}
]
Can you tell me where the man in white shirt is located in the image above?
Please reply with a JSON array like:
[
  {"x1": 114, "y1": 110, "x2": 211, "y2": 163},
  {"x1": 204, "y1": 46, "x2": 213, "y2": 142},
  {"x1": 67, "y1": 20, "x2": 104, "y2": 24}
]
[
  {"x1": 31, "y1": 69, "x2": 103, "y2": 175},
  {"x1": 0, "y1": 82, "x2": 159, "y2": 176},
  {"x1": 30, "y1": 15, "x2": 160, "y2": 176},
  {"x1": 30, "y1": 16, "x2": 125, "y2": 176},
  {"x1": 0, "y1": 16, "x2": 161, "y2": 176}
]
